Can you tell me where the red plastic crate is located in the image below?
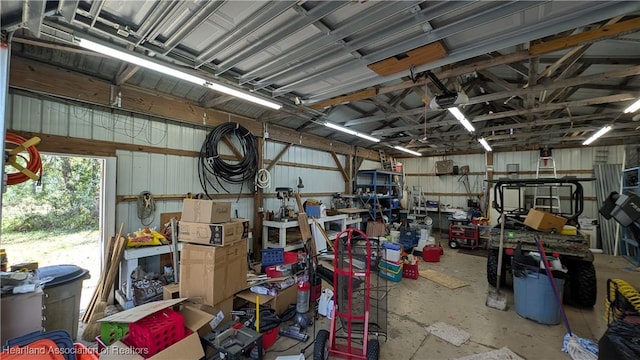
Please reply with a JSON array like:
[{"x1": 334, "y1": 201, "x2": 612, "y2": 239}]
[
  {"x1": 284, "y1": 251, "x2": 299, "y2": 264},
  {"x1": 127, "y1": 308, "x2": 186, "y2": 358},
  {"x1": 402, "y1": 259, "x2": 419, "y2": 280}
]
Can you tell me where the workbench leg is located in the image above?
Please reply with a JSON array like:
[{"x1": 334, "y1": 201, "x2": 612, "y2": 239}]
[
  {"x1": 279, "y1": 228, "x2": 287, "y2": 248},
  {"x1": 262, "y1": 225, "x2": 269, "y2": 250}
]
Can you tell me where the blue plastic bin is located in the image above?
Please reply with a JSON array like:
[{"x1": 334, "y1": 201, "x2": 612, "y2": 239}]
[{"x1": 513, "y1": 262, "x2": 565, "y2": 325}]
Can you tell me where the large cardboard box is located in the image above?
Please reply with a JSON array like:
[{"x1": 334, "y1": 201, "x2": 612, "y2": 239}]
[
  {"x1": 179, "y1": 240, "x2": 247, "y2": 306},
  {"x1": 99, "y1": 298, "x2": 213, "y2": 360},
  {"x1": 235, "y1": 283, "x2": 297, "y2": 316},
  {"x1": 179, "y1": 218, "x2": 249, "y2": 246},
  {"x1": 181, "y1": 199, "x2": 231, "y2": 224},
  {"x1": 524, "y1": 208, "x2": 567, "y2": 232}
]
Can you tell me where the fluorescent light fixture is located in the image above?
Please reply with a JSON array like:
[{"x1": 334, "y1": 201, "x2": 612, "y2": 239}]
[
  {"x1": 478, "y1": 138, "x2": 492, "y2": 152},
  {"x1": 447, "y1": 107, "x2": 475, "y2": 132},
  {"x1": 324, "y1": 122, "x2": 380, "y2": 142},
  {"x1": 624, "y1": 99, "x2": 640, "y2": 113},
  {"x1": 582, "y1": 125, "x2": 612, "y2": 145},
  {"x1": 393, "y1": 146, "x2": 422, "y2": 156},
  {"x1": 76, "y1": 38, "x2": 282, "y2": 110}
]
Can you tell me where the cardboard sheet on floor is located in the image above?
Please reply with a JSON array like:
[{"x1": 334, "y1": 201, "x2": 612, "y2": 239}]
[
  {"x1": 425, "y1": 321, "x2": 470, "y2": 347},
  {"x1": 419, "y1": 269, "x2": 469, "y2": 289},
  {"x1": 455, "y1": 347, "x2": 524, "y2": 360}
]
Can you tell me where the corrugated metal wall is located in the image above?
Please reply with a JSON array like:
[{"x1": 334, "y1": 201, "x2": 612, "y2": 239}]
[
  {"x1": 263, "y1": 141, "x2": 346, "y2": 215},
  {"x1": 402, "y1": 153, "x2": 487, "y2": 213},
  {"x1": 400, "y1": 146, "x2": 624, "y2": 223},
  {"x1": 7, "y1": 93, "x2": 348, "y2": 233},
  {"x1": 7, "y1": 92, "x2": 627, "y2": 232}
]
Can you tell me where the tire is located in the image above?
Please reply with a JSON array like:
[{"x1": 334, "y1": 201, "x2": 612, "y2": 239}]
[
  {"x1": 314, "y1": 329, "x2": 330, "y2": 360},
  {"x1": 487, "y1": 249, "x2": 507, "y2": 287},
  {"x1": 367, "y1": 338, "x2": 380, "y2": 360},
  {"x1": 565, "y1": 260, "x2": 597, "y2": 307},
  {"x1": 449, "y1": 240, "x2": 459, "y2": 249}
]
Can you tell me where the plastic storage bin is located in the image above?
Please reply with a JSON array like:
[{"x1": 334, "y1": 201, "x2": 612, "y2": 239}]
[
  {"x1": 512, "y1": 261, "x2": 565, "y2": 325},
  {"x1": 402, "y1": 259, "x2": 419, "y2": 280},
  {"x1": 38, "y1": 265, "x2": 90, "y2": 340},
  {"x1": 128, "y1": 308, "x2": 186, "y2": 357},
  {"x1": 261, "y1": 248, "x2": 285, "y2": 272},
  {"x1": 379, "y1": 260, "x2": 403, "y2": 282},
  {"x1": 382, "y1": 242, "x2": 401, "y2": 262}
]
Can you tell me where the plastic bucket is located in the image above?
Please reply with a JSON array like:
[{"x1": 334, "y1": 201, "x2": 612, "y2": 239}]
[{"x1": 390, "y1": 230, "x2": 400, "y2": 242}]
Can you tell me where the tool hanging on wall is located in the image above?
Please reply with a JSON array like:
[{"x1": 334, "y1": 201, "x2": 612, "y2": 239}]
[
  {"x1": 137, "y1": 191, "x2": 156, "y2": 226},
  {"x1": 5, "y1": 132, "x2": 43, "y2": 186},
  {"x1": 198, "y1": 122, "x2": 259, "y2": 198}
]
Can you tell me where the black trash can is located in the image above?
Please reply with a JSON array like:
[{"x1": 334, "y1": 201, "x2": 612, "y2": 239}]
[{"x1": 38, "y1": 265, "x2": 90, "y2": 340}]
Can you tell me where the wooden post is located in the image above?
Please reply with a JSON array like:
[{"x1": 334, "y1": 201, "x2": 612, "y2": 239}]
[
  {"x1": 254, "y1": 137, "x2": 264, "y2": 260},
  {"x1": 345, "y1": 154, "x2": 352, "y2": 194},
  {"x1": 485, "y1": 152, "x2": 494, "y2": 219}
]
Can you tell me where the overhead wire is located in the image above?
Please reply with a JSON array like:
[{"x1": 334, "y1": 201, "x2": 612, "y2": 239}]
[{"x1": 198, "y1": 122, "x2": 259, "y2": 199}]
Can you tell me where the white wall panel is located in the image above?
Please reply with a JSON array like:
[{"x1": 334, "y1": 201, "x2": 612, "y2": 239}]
[
  {"x1": 42, "y1": 101, "x2": 69, "y2": 136},
  {"x1": 68, "y1": 104, "x2": 93, "y2": 138},
  {"x1": 11, "y1": 95, "x2": 42, "y2": 132}
]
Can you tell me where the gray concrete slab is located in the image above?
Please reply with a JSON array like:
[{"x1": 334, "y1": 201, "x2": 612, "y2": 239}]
[{"x1": 264, "y1": 249, "x2": 640, "y2": 360}]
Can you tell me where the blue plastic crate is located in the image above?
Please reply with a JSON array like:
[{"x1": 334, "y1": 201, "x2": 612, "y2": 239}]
[
  {"x1": 261, "y1": 248, "x2": 285, "y2": 270},
  {"x1": 399, "y1": 228, "x2": 418, "y2": 249}
]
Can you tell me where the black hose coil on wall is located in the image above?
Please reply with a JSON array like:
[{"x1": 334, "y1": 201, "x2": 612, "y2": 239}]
[{"x1": 198, "y1": 122, "x2": 259, "y2": 198}]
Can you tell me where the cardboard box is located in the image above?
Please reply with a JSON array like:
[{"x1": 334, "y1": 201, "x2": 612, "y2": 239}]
[
  {"x1": 99, "y1": 298, "x2": 213, "y2": 360},
  {"x1": 163, "y1": 283, "x2": 180, "y2": 300},
  {"x1": 194, "y1": 296, "x2": 234, "y2": 335},
  {"x1": 235, "y1": 283, "x2": 297, "y2": 316},
  {"x1": 524, "y1": 209, "x2": 567, "y2": 232},
  {"x1": 179, "y1": 240, "x2": 247, "y2": 306},
  {"x1": 179, "y1": 218, "x2": 249, "y2": 246},
  {"x1": 181, "y1": 199, "x2": 231, "y2": 224}
]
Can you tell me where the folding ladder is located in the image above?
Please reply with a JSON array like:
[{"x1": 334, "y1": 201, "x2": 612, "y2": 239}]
[{"x1": 534, "y1": 147, "x2": 561, "y2": 213}]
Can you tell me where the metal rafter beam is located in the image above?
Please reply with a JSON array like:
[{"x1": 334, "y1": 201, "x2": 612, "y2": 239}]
[
  {"x1": 214, "y1": 1, "x2": 348, "y2": 75},
  {"x1": 24, "y1": 0, "x2": 46, "y2": 37},
  {"x1": 300, "y1": 3, "x2": 640, "y2": 105},
  {"x1": 195, "y1": 1, "x2": 297, "y2": 68},
  {"x1": 273, "y1": 1, "x2": 537, "y2": 96},
  {"x1": 161, "y1": 0, "x2": 226, "y2": 54},
  {"x1": 255, "y1": 1, "x2": 467, "y2": 90},
  {"x1": 57, "y1": 0, "x2": 79, "y2": 24},
  {"x1": 238, "y1": 1, "x2": 423, "y2": 85}
]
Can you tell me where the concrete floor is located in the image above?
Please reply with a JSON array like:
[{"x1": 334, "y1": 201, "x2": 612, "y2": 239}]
[{"x1": 264, "y1": 249, "x2": 640, "y2": 360}]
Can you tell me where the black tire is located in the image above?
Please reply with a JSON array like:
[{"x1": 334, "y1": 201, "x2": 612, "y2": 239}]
[
  {"x1": 367, "y1": 338, "x2": 380, "y2": 360},
  {"x1": 449, "y1": 239, "x2": 459, "y2": 249},
  {"x1": 314, "y1": 329, "x2": 330, "y2": 360},
  {"x1": 565, "y1": 260, "x2": 597, "y2": 307},
  {"x1": 487, "y1": 249, "x2": 507, "y2": 287}
]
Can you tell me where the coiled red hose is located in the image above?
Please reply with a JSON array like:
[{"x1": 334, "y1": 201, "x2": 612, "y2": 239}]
[{"x1": 5, "y1": 132, "x2": 42, "y2": 185}]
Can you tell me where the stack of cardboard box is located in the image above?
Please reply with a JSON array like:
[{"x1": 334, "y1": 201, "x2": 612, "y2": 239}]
[{"x1": 178, "y1": 199, "x2": 249, "y2": 318}]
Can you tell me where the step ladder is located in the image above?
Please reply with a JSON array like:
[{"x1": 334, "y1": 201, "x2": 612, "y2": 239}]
[
  {"x1": 534, "y1": 147, "x2": 561, "y2": 213},
  {"x1": 409, "y1": 186, "x2": 426, "y2": 220},
  {"x1": 378, "y1": 149, "x2": 395, "y2": 171}
]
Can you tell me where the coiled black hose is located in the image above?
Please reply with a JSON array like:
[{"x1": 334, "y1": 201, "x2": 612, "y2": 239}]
[{"x1": 198, "y1": 122, "x2": 258, "y2": 198}]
